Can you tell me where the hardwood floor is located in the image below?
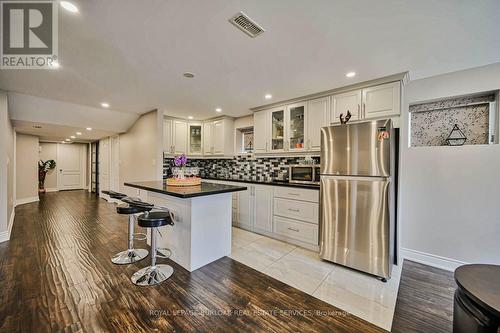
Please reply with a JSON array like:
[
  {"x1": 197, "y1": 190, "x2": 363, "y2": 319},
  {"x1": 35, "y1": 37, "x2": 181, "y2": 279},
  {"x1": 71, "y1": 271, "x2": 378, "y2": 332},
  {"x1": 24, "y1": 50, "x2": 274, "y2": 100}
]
[
  {"x1": 0, "y1": 190, "x2": 457, "y2": 332},
  {"x1": 391, "y1": 260, "x2": 456, "y2": 333},
  {"x1": 0, "y1": 191, "x2": 385, "y2": 333}
]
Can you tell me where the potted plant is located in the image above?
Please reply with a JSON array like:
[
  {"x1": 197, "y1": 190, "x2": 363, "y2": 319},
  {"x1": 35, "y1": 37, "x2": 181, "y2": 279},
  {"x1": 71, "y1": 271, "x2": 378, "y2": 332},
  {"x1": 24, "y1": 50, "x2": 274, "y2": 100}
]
[{"x1": 38, "y1": 159, "x2": 56, "y2": 193}]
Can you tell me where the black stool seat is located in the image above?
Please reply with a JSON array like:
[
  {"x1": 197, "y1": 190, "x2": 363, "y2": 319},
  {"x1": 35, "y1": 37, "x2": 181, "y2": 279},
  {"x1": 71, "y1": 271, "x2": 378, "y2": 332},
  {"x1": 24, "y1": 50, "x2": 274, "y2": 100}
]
[
  {"x1": 137, "y1": 212, "x2": 174, "y2": 228},
  {"x1": 102, "y1": 190, "x2": 127, "y2": 199},
  {"x1": 116, "y1": 204, "x2": 148, "y2": 215},
  {"x1": 121, "y1": 198, "x2": 154, "y2": 211}
]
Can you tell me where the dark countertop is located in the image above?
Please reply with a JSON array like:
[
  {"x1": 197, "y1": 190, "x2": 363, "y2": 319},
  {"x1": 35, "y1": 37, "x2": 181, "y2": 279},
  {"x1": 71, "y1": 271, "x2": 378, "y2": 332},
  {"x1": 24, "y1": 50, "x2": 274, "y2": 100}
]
[
  {"x1": 202, "y1": 177, "x2": 320, "y2": 190},
  {"x1": 124, "y1": 181, "x2": 247, "y2": 199}
]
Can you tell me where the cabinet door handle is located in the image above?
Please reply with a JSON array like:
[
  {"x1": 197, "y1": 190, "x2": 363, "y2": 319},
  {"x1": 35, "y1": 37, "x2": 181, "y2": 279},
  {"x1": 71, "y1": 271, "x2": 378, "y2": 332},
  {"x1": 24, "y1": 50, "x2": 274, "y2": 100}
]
[
  {"x1": 288, "y1": 208, "x2": 300, "y2": 212},
  {"x1": 288, "y1": 193, "x2": 300, "y2": 196},
  {"x1": 363, "y1": 103, "x2": 366, "y2": 118},
  {"x1": 287, "y1": 227, "x2": 300, "y2": 232}
]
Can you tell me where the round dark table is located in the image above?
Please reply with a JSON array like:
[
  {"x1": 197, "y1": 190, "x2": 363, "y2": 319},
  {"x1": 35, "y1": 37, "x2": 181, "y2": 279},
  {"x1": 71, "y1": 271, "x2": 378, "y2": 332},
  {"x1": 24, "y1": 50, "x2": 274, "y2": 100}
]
[{"x1": 453, "y1": 264, "x2": 500, "y2": 333}]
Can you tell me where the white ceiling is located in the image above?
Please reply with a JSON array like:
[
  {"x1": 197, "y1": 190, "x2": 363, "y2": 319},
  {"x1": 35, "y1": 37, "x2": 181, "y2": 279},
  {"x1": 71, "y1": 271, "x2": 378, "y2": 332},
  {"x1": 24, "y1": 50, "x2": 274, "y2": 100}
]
[
  {"x1": 1, "y1": 0, "x2": 500, "y2": 121},
  {"x1": 13, "y1": 120, "x2": 115, "y2": 143}
]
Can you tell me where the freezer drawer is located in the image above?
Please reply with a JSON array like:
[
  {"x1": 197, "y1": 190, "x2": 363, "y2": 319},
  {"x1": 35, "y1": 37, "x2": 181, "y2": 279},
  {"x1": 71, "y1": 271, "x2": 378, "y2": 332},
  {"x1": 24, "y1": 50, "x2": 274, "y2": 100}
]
[{"x1": 320, "y1": 176, "x2": 392, "y2": 279}]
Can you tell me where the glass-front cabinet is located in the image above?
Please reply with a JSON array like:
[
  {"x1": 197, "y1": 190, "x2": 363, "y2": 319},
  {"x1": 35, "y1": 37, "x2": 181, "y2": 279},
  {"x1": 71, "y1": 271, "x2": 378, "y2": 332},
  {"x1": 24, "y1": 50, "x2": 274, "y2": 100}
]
[
  {"x1": 188, "y1": 124, "x2": 202, "y2": 155},
  {"x1": 287, "y1": 103, "x2": 306, "y2": 151},
  {"x1": 271, "y1": 108, "x2": 285, "y2": 151},
  {"x1": 268, "y1": 103, "x2": 307, "y2": 152}
]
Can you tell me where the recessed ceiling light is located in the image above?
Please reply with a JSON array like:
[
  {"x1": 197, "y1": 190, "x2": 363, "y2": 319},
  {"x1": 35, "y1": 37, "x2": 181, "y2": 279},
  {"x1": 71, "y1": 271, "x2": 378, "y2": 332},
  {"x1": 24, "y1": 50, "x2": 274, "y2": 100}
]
[
  {"x1": 65, "y1": 138, "x2": 71, "y2": 141},
  {"x1": 61, "y1": 141, "x2": 66, "y2": 144},
  {"x1": 215, "y1": 108, "x2": 222, "y2": 112},
  {"x1": 70, "y1": 135, "x2": 76, "y2": 139},
  {"x1": 264, "y1": 94, "x2": 272, "y2": 100},
  {"x1": 101, "y1": 102, "x2": 110, "y2": 108},
  {"x1": 86, "y1": 127, "x2": 92, "y2": 131},
  {"x1": 76, "y1": 132, "x2": 82, "y2": 135},
  {"x1": 345, "y1": 71, "x2": 356, "y2": 78},
  {"x1": 60, "y1": 1, "x2": 79, "y2": 13},
  {"x1": 188, "y1": 116, "x2": 193, "y2": 120},
  {"x1": 183, "y1": 72, "x2": 195, "y2": 78}
]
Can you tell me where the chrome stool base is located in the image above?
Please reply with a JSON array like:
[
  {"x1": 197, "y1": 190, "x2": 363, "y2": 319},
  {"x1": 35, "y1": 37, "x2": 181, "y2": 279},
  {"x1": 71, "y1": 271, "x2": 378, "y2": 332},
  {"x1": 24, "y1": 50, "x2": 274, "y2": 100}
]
[
  {"x1": 131, "y1": 264, "x2": 174, "y2": 286},
  {"x1": 111, "y1": 248, "x2": 148, "y2": 265}
]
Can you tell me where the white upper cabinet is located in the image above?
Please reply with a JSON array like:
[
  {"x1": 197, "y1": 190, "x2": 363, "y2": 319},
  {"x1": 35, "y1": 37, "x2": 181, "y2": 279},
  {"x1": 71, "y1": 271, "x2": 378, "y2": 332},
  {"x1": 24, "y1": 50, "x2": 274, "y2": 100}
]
[
  {"x1": 173, "y1": 120, "x2": 188, "y2": 155},
  {"x1": 287, "y1": 102, "x2": 307, "y2": 152},
  {"x1": 307, "y1": 97, "x2": 329, "y2": 150},
  {"x1": 163, "y1": 119, "x2": 173, "y2": 154},
  {"x1": 270, "y1": 106, "x2": 286, "y2": 152},
  {"x1": 202, "y1": 118, "x2": 234, "y2": 156},
  {"x1": 331, "y1": 90, "x2": 362, "y2": 124},
  {"x1": 188, "y1": 123, "x2": 203, "y2": 156},
  {"x1": 213, "y1": 120, "x2": 224, "y2": 155},
  {"x1": 362, "y1": 81, "x2": 400, "y2": 119},
  {"x1": 253, "y1": 111, "x2": 268, "y2": 153},
  {"x1": 203, "y1": 122, "x2": 213, "y2": 155}
]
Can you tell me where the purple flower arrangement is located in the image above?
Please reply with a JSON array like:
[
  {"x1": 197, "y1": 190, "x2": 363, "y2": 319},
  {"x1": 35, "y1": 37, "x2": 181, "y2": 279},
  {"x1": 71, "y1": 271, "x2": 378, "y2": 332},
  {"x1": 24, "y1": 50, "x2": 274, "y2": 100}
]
[{"x1": 173, "y1": 154, "x2": 187, "y2": 167}]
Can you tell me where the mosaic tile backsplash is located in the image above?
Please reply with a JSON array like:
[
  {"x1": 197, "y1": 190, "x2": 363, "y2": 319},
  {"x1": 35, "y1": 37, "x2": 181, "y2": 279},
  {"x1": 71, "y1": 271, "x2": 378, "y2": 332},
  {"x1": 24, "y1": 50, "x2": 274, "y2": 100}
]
[
  {"x1": 163, "y1": 155, "x2": 320, "y2": 181},
  {"x1": 410, "y1": 93, "x2": 495, "y2": 147}
]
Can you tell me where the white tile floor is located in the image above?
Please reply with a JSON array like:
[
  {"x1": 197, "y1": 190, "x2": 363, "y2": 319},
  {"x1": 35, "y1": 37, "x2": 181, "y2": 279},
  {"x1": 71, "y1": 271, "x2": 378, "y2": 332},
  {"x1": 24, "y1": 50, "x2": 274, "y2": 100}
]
[{"x1": 230, "y1": 227, "x2": 402, "y2": 331}]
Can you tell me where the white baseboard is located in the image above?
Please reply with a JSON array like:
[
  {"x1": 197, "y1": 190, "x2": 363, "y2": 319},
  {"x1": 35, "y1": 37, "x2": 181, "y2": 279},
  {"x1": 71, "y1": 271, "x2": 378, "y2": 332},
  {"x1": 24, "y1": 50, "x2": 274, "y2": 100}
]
[
  {"x1": 0, "y1": 210, "x2": 15, "y2": 243},
  {"x1": 15, "y1": 196, "x2": 40, "y2": 207},
  {"x1": 401, "y1": 247, "x2": 468, "y2": 272},
  {"x1": 44, "y1": 188, "x2": 58, "y2": 192}
]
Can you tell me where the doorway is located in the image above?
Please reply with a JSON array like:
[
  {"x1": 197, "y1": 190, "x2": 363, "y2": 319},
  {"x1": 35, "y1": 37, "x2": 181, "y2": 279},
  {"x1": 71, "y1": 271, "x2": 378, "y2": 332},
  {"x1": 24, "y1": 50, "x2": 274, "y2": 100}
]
[{"x1": 56, "y1": 143, "x2": 87, "y2": 190}]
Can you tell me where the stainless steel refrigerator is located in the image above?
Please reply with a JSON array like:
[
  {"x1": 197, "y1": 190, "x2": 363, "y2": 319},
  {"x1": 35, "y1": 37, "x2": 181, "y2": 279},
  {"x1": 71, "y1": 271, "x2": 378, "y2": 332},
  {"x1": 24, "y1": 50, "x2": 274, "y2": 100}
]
[{"x1": 320, "y1": 119, "x2": 395, "y2": 280}]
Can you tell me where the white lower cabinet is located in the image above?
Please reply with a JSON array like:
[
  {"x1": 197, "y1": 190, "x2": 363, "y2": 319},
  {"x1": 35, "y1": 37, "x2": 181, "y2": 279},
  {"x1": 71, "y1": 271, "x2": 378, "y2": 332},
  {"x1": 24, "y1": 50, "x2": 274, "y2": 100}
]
[
  {"x1": 212, "y1": 179, "x2": 320, "y2": 250},
  {"x1": 253, "y1": 185, "x2": 273, "y2": 232},
  {"x1": 274, "y1": 216, "x2": 318, "y2": 246}
]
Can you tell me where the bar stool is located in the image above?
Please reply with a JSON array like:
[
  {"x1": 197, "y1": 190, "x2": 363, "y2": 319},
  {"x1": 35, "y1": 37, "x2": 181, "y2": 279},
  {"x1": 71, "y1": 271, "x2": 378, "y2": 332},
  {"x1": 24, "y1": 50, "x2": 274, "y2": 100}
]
[
  {"x1": 111, "y1": 197, "x2": 153, "y2": 265},
  {"x1": 131, "y1": 211, "x2": 174, "y2": 286}
]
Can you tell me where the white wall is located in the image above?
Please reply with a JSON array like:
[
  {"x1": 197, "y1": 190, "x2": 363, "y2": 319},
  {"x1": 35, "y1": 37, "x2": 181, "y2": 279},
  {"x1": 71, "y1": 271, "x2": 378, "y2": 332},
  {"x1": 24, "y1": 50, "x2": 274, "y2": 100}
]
[
  {"x1": 16, "y1": 134, "x2": 39, "y2": 203},
  {"x1": 400, "y1": 62, "x2": 500, "y2": 270},
  {"x1": 0, "y1": 90, "x2": 15, "y2": 242},
  {"x1": 119, "y1": 110, "x2": 161, "y2": 196}
]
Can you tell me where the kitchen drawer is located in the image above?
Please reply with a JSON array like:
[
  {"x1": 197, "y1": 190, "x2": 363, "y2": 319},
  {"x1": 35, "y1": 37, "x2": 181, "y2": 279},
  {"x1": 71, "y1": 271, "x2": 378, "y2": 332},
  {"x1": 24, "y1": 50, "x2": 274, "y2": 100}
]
[
  {"x1": 274, "y1": 198, "x2": 319, "y2": 224},
  {"x1": 274, "y1": 186, "x2": 319, "y2": 203},
  {"x1": 274, "y1": 216, "x2": 318, "y2": 245}
]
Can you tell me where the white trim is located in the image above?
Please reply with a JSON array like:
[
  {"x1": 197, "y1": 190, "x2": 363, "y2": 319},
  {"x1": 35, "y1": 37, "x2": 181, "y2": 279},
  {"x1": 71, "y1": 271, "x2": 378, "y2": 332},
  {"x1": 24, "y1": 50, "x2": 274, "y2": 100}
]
[
  {"x1": 44, "y1": 187, "x2": 58, "y2": 192},
  {"x1": 0, "y1": 210, "x2": 15, "y2": 243},
  {"x1": 15, "y1": 196, "x2": 40, "y2": 206},
  {"x1": 401, "y1": 247, "x2": 468, "y2": 272}
]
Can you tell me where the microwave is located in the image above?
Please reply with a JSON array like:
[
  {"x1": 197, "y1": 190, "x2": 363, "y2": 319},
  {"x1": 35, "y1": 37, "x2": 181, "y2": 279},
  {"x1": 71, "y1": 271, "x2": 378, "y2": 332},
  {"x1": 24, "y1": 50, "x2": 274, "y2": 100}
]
[{"x1": 289, "y1": 165, "x2": 320, "y2": 184}]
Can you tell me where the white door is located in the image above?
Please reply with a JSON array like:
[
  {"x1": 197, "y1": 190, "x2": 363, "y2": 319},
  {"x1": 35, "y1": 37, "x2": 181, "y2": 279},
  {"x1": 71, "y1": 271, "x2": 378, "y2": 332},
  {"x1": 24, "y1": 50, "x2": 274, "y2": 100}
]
[
  {"x1": 362, "y1": 82, "x2": 401, "y2": 119},
  {"x1": 237, "y1": 187, "x2": 253, "y2": 228},
  {"x1": 203, "y1": 122, "x2": 213, "y2": 155},
  {"x1": 213, "y1": 120, "x2": 224, "y2": 155},
  {"x1": 99, "y1": 138, "x2": 110, "y2": 195},
  {"x1": 253, "y1": 185, "x2": 273, "y2": 232},
  {"x1": 173, "y1": 120, "x2": 187, "y2": 154},
  {"x1": 307, "y1": 97, "x2": 329, "y2": 150},
  {"x1": 163, "y1": 119, "x2": 173, "y2": 154},
  {"x1": 253, "y1": 110, "x2": 268, "y2": 153},
  {"x1": 57, "y1": 144, "x2": 85, "y2": 190},
  {"x1": 109, "y1": 135, "x2": 120, "y2": 192},
  {"x1": 332, "y1": 90, "x2": 362, "y2": 124}
]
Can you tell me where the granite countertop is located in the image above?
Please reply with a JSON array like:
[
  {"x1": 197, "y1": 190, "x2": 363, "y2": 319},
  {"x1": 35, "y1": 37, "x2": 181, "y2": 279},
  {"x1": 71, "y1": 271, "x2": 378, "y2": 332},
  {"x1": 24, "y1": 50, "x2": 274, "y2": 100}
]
[
  {"x1": 201, "y1": 177, "x2": 320, "y2": 190},
  {"x1": 124, "y1": 181, "x2": 247, "y2": 199}
]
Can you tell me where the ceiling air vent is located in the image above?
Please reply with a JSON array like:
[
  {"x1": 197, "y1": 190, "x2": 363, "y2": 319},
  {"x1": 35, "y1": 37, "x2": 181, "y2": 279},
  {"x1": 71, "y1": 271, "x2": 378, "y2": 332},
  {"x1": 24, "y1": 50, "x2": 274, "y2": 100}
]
[{"x1": 229, "y1": 12, "x2": 265, "y2": 38}]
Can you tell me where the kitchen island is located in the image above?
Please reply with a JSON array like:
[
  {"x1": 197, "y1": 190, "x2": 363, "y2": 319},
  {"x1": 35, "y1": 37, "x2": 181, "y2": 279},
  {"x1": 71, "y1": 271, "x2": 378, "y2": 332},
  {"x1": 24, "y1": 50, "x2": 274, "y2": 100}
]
[{"x1": 124, "y1": 180, "x2": 247, "y2": 271}]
